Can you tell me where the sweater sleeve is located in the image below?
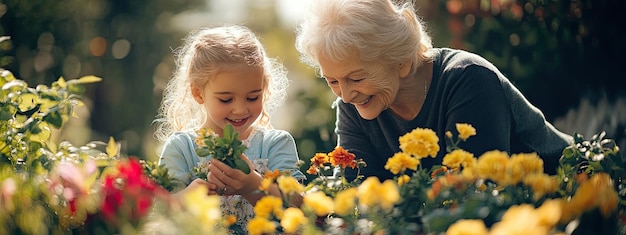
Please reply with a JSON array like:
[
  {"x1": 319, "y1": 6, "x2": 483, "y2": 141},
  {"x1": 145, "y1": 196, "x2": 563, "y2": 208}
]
[
  {"x1": 158, "y1": 132, "x2": 199, "y2": 189},
  {"x1": 263, "y1": 130, "x2": 307, "y2": 181}
]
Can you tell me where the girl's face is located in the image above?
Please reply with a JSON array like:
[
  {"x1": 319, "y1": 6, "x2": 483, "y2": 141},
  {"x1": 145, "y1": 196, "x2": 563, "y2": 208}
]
[
  {"x1": 318, "y1": 55, "x2": 405, "y2": 120},
  {"x1": 191, "y1": 65, "x2": 264, "y2": 139}
]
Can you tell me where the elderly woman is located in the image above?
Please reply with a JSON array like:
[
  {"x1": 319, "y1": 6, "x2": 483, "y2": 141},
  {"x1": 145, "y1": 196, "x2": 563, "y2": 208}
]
[{"x1": 295, "y1": 0, "x2": 572, "y2": 181}]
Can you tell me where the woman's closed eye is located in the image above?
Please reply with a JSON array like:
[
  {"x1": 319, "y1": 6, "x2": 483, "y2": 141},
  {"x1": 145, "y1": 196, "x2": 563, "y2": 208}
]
[
  {"x1": 247, "y1": 96, "x2": 259, "y2": 102},
  {"x1": 324, "y1": 77, "x2": 338, "y2": 85}
]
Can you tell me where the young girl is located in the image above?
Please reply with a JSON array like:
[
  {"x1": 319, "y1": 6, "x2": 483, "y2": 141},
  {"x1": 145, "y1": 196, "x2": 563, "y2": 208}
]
[{"x1": 154, "y1": 25, "x2": 305, "y2": 233}]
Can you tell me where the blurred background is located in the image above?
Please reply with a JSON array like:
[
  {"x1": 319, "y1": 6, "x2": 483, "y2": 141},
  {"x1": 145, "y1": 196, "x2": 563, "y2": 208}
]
[{"x1": 0, "y1": 0, "x2": 624, "y2": 168}]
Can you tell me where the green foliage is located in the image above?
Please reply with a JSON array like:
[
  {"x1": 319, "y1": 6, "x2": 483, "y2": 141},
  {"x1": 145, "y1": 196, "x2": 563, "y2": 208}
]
[
  {"x1": 558, "y1": 131, "x2": 625, "y2": 208},
  {"x1": 195, "y1": 124, "x2": 250, "y2": 174}
]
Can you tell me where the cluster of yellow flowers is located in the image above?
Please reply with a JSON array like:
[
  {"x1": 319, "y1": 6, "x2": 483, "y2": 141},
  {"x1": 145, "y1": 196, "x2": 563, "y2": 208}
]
[{"x1": 242, "y1": 123, "x2": 622, "y2": 235}]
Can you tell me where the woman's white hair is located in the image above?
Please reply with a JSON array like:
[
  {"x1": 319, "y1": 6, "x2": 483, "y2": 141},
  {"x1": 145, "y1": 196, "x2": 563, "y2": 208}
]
[{"x1": 295, "y1": 0, "x2": 433, "y2": 73}]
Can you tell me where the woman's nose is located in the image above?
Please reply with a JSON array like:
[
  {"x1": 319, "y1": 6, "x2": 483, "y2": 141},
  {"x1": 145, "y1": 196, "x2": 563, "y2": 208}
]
[{"x1": 339, "y1": 83, "x2": 356, "y2": 103}]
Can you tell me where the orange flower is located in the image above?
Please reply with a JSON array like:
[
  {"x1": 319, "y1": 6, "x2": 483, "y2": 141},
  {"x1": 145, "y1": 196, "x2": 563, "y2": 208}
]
[
  {"x1": 328, "y1": 146, "x2": 357, "y2": 169},
  {"x1": 310, "y1": 153, "x2": 329, "y2": 167},
  {"x1": 264, "y1": 169, "x2": 281, "y2": 180},
  {"x1": 306, "y1": 165, "x2": 318, "y2": 175}
]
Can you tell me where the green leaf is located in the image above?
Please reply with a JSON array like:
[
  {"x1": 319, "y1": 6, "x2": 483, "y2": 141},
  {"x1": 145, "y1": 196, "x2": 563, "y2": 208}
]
[
  {"x1": 233, "y1": 156, "x2": 250, "y2": 174},
  {"x1": 42, "y1": 110, "x2": 63, "y2": 128}
]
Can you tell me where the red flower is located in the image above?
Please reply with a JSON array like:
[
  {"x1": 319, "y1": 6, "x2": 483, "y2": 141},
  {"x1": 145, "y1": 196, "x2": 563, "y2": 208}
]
[{"x1": 98, "y1": 157, "x2": 168, "y2": 225}]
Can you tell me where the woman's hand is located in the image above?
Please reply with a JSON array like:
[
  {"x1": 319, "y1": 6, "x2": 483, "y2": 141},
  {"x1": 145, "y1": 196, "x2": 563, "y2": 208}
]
[{"x1": 207, "y1": 154, "x2": 262, "y2": 196}]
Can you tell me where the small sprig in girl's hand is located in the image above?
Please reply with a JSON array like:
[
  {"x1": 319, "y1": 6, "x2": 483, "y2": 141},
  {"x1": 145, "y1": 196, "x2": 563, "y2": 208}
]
[{"x1": 195, "y1": 124, "x2": 251, "y2": 174}]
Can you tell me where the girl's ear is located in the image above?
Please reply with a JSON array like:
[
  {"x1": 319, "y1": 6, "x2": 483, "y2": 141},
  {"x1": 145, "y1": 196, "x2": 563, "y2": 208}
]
[
  {"x1": 191, "y1": 84, "x2": 204, "y2": 104},
  {"x1": 399, "y1": 59, "x2": 412, "y2": 78}
]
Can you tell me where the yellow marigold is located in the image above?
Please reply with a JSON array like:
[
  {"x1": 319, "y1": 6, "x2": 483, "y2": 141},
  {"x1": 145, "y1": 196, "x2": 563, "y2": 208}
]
[
  {"x1": 442, "y1": 149, "x2": 475, "y2": 169},
  {"x1": 508, "y1": 153, "x2": 544, "y2": 184},
  {"x1": 398, "y1": 127, "x2": 439, "y2": 158},
  {"x1": 598, "y1": 187, "x2": 619, "y2": 218},
  {"x1": 280, "y1": 207, "x2": 307, "y2": 234},
  {"x1": 397, "y1": 174, "x2": 411, "y2": 186},
  {"x1": 183, "y1": 186, "x2": 221, "y2": 226},
  {"x1": 259, "y1": 178, "x2": 272, "y2": 191},
  {"x1": 446, "y1": 219, "x2": 488, "y2": 235},
  {"x1": 491, "y1": 204, "x2": 553, "y2": 235},
  {"x1": 577, "y1": 173, "x2": 619, "y2": 218},
  {"x1": 474, "y1": 150, "x2": 509, "y2": 184},
  {"x1": 253, "y1": 196, "x2": 284, "y2": 219},
  {"x1": 564, "y1": 172, "x2": 615, "y2": 220},
  {"x1": 357, "y1": 177, "x2": 400, "y2": 211},
  {"x1": 456, "y1": 123, "x2": 476, "y2": 141},
  {"x1": 384, "y1": 152, "x2": 420, "y2": 175},
  {"x1": 277, "y1": 175, "x2": 304, "y2": 195},
  {"x1": 334, "y1": 188, "x2": 358, "y2": 216},
  {"x1": 247, "y1": 217, "x2": 276, "y2": 235},
  {"x1": 357, "y1": 177, "x2": 382, "y2": 208},
  {"x1": 535, "y1": 199, "x2": 562, "y2": 227},
  {"x1": 310, "y1": 153, "x2": 329, "y2": 167},
  {"x1": 461, "y1": 167, "x2": 476, "y2": 181},
  {"x1": 303, "y1": 191, "x2": 334, "y2": 216},
  {"x1": 522, "y1": 173, "x2": 558, "y2": 201},
  {"x1": 328, "y1": 146, "x2": 357, "y2": 169},
  {"x1": 378, "y1": 179, "x2": 400, "y2": 211}
]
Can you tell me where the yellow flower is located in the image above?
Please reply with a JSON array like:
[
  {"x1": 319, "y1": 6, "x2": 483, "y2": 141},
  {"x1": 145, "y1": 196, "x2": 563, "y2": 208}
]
[
  {"x1": 277, "y1": 175, "x2": 304, "y2": 195},
  {"x1": 566, "y1": 173, "x2": 619, "y2": 219},
  {"x1": 182, "y1": 186, "x2": 222, "y2": 226},
  {"x1": 384, "y1": 152, "x2": 420, "y2": 175},
  {"x1": 442, "y1": 149, "x2": 475, "y2": 169},
  {"x1": 280, "y1": 207, "x2": 307, "y2": 234},
  {"x1": 507, "y1": 153, "x2": 544, "y2": 184},
  {"x1": 446, "y1": 219, "x2": 488, "y2": 235},
  {"x1": 474, "y1": 150, "x2": 509, "y2": 184},
  {"x1": 247, "y1": 217, "x2": 276, "y2": 235},
  {"x1": 303, "y1": 191, "x2": 334, "y2": 216},
  {"x1": 535, "y1": 199, "x2": 562, "y2": 227},
  {"x1": 259, "y1": 178, "x2": 273, "y2": 191},
  {"x1": 357, "y1": 177, "x2": 399, "y2": 211},
  {"x1": 491, "y1": 204, "x2": 551, "y2": 235},
  {"x1": 522, "y1": 173, "x2": 558, "y2": 200},
  {"x1": 334, "y1": 188, "x2": 358, "y2": 216},
  {"x1": 456, "y1": 123, "x2": 476, "y2": 140},
  {"x1": 253, "y1": 196, "x2": 284, "y2": 219},
  {"x1": 379, "y1": 179, "x2": 400, "y2": 211},
  {"x1": 398, "y1": 127, "x2": 439, "y2": 158},
  {"x1": 357, "y1": 177, "x2": 381, "y2": 208},
  {"x1": 397, "y1": 174, "x2": 411, "y2": 186}
]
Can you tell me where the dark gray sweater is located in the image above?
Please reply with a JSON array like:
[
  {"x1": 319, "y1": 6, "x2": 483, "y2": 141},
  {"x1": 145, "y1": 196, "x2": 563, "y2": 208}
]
[{"x1": 335, "y1": 48, "x2": 573, "y2": 181}]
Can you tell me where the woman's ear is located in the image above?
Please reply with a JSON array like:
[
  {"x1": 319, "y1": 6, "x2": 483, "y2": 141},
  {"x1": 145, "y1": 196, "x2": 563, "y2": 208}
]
[
  {"x1": 191, "y1": 84, "x2": 204, "y2": 104},
  {"x1": 399, "y1": 59, "x2": 412, "y2": 77}
]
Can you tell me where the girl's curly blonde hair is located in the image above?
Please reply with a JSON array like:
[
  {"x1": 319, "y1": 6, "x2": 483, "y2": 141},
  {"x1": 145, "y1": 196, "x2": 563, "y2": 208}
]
[{"x1": 154, "y1": 25, "x2": 288, "y2": 142}]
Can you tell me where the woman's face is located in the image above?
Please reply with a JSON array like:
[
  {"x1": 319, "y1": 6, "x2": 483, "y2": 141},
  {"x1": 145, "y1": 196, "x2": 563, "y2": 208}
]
[
  {"x1": 318, "y1": 55, "x2": 401, "y2": 120},
  {"x1": 191, "y1": 64, "x2": 264, "y2": 138}
]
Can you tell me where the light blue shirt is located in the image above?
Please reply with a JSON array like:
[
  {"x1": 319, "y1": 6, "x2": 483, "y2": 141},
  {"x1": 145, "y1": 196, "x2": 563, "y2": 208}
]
[
  {"x1": 158, "y1": 126, "x2": 305, "y2": 233},
  {"x1": 158, "y1": 126, "x2": 306, "y2": 189}
]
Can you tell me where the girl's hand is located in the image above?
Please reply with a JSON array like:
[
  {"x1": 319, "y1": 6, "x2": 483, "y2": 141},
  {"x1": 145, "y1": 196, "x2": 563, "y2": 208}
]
[
  {"x1": 174, "y1": 178, "x2": 219, "y2": 198},
  {"x1": 207, "y1": 154, "x2": 262, "y2": 196}
]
